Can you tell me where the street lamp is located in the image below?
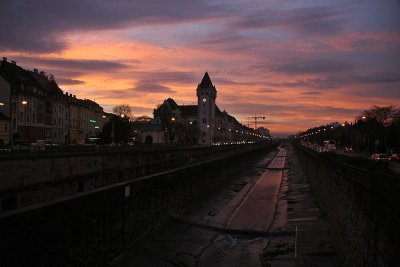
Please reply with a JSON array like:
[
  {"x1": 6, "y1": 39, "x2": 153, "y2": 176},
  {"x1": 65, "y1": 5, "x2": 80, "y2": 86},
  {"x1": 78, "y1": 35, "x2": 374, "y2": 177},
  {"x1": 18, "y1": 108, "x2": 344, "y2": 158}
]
[{"x1": 21, "y1": 100, "x2": 28, "y2": 143}]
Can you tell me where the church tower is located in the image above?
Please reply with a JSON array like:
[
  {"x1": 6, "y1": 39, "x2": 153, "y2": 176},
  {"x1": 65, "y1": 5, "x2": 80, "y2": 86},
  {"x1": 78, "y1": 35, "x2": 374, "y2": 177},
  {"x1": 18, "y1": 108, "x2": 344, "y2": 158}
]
[{"x1": 197, "y1": 72, "x2": 217, "y2": 144}]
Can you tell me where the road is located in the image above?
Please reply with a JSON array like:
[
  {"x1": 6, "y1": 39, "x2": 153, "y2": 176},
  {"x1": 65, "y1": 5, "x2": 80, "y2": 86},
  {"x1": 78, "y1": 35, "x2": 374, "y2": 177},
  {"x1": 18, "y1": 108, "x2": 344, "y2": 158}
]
[{"x1": 111, "y1": 144, "x2": 337, "y2": 267}]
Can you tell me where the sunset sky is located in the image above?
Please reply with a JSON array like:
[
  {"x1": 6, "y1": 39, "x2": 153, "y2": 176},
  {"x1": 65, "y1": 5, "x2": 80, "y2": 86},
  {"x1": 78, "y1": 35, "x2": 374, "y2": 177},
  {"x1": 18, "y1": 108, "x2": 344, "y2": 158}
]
[{"x1": 1, "y1": 0, "x2": 399, "y2": 136}]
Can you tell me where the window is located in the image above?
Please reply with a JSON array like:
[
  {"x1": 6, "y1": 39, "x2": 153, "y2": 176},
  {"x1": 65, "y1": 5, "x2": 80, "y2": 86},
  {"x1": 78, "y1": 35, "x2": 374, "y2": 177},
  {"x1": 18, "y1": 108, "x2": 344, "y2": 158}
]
[
  {"x1": 202, "y1": 118, "x2": 207, "y2": 123},
  {"x1": 5, "y1": 123, "x2": 7, "y2": 131}
]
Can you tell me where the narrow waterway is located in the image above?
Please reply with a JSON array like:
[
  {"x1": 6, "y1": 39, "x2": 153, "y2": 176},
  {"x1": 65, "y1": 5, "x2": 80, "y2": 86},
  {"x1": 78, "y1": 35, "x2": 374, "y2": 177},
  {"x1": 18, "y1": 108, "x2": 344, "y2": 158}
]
[{"x1": 111, "y1": 144, "x2": 337, "y2": 267}]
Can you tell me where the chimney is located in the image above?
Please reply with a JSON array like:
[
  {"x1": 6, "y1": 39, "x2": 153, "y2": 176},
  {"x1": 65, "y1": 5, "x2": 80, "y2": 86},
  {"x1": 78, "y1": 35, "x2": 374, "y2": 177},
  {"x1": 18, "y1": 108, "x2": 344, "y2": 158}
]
[
  {"x1": 73, "y1": 95, "x2": 76, "y2": 98},
  {"x1": 11, "y1": 60, "x2": 16, "y2": 65},
  {"x1": 34, "y1": 68, "x2": 38, "y2": 73},
  {"x1": 65, "y1": 92, "x2": 68, "y2": 95},
  {"x1": 2, "y1": 57, "x2": 7, "y2": 62},
  {"x1": 40, "y1": 71, "x2": 46, "y2": 76}
]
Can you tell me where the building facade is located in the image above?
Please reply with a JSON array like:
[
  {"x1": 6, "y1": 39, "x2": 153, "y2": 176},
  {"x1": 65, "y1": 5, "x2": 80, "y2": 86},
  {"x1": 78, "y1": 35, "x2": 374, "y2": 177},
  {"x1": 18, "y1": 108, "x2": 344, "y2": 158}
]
[
  {"x1": 0, "y1": 57, "x2": 106, "y2": 146},
  {"x1": 147, "y1": 72, "x2": 264, "y2": 145}
]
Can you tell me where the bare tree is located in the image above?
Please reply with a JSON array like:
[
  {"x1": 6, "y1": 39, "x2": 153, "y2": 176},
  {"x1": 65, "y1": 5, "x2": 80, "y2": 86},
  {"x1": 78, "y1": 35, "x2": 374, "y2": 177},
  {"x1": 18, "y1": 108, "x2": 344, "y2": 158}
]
[
  {"x1": 360, "y1": 105, "x2": 398, "y2": 126},
  {"x1": 113, "y1": 104, "x2": 132, "y2": 118}
]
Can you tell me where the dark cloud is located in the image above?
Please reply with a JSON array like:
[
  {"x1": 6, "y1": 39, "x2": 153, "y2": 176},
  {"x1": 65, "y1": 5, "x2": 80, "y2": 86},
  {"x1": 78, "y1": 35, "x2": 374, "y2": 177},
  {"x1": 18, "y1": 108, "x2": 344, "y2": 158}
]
[
  {"x1": 270, "y1": 58, "x2": 353, "y2": 75},
  {"x1": 220, "y1": 102, "x2": 361, "y2": 118},
  {"x1": 350, "y1": 87, "x2": 400, "y2": 99},
  {"x1": 353, "y1": 72, "x2": 400, "y2": 84},
  {"x1": 133, "y1": 81, "x2": 174, "y2": 93},
  {"x1": 0, "y1": 0, "x2": 231, "y2": 53},
  {"x1": 257, "y1": 89, "x2": 281, "y2": 93},
  {"x1": 132, "y1": 71, "x2": 198, "y2": 85},
  {"x1": 233, "y1": 6, "x2": 348, "y2": 35},
  {"x1": 198, "y1": 33, "x2": 257, "y2": 53},
  {"x1": 56, "y1": 78, "x2": 85, "y2": 85},
  {"x1": 83, "y1": 88, "x2": 140, "y2": 100},
  {"x1": 87, "y1": 82, "x2": 174, "y2": 100},
  {"x1": 301, "y1": 91, "x2": 322, "y2": 95},
  {"x1": 19, "y1": 57, "x2": 129, "y2": 71}
]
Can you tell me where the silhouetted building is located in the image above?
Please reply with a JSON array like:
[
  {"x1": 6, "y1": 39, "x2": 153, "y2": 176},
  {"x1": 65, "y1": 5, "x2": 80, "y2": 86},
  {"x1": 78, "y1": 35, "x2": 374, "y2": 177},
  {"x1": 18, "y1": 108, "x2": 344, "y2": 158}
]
[
  {"x1": 0, "y1": 57, "x2": 106, "y2": 145},
  {"x1": 0, "y1": 112, "x2": 9, "y2": 146},
  {"x1": 147, "y1": 72, "x2": 256, "y2": 144}
]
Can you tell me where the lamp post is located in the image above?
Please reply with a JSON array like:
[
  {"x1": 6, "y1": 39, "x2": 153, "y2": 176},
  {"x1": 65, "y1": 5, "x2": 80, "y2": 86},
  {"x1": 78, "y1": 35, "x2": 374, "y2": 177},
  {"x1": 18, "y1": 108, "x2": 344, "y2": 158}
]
[
  {"x1": 171, "y1": 117, "x2": 176, "y2": 143},
  {"x1": 21, "y1": 100, "x2": 28, "y2": 144}
]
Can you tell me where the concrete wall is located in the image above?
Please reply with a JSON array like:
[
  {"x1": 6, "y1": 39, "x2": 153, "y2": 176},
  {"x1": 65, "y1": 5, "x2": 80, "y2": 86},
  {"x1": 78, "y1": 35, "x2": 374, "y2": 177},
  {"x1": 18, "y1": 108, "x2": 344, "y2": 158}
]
[
  {"x1": 0, "y1": 145, "x2": 257, "y2": 211},
  {"x1": 0, "y1": 142, "x2": 276, "y2": 266},
  {"x1": 295, "y1": 146, "x2": 400, "y2": 267}
]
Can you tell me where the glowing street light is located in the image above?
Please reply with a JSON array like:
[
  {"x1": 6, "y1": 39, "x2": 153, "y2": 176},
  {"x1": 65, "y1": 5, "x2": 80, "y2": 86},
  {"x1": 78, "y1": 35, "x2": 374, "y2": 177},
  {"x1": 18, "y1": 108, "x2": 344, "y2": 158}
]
[{"x1": 21, "y1": 100, "x2": 28, "y2": 105}]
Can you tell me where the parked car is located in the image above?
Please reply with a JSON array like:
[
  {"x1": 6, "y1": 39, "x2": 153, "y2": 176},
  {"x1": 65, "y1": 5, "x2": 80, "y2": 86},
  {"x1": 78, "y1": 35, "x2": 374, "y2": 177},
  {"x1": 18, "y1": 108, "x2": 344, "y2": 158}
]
[
  {"x1": 370, "y1": 153, "x2": 389, "y2": 161},
  {"x1": 323, "y1": 140, "x2": 336, "y2": 151},
  {"x1": 0, "y1": 146, "x2": 11, "y2": 152},
  {"x1": 389, "y1": 153, "x2": 400, "y2": 162},
  {"x1": 344, "y1": 146, "x2": 353, "y2": 153}
]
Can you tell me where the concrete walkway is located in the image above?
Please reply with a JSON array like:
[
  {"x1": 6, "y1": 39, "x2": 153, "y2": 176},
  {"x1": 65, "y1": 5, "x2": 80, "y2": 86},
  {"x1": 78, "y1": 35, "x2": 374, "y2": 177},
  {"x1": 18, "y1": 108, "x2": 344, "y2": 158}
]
[
  {"x1": 262, "y1": 144, "x2": 337, "y2": 267},
  {"x1": 222, "y1": 148, "x2": 286, "y2": 231}
]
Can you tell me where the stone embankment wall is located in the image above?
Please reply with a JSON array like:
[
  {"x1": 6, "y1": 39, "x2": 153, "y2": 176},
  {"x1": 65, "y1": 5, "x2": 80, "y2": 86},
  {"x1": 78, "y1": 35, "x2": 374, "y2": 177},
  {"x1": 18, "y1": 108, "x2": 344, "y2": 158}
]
[
  {"x1": 0, "y1": 143, "x2": 277, "y2": 266},
  {"x1": 0, "y1": 145, "x2": 247, "y2": 211},
  {"x1": 295, "y1": 145, "x2": 400, "y2": 267}
]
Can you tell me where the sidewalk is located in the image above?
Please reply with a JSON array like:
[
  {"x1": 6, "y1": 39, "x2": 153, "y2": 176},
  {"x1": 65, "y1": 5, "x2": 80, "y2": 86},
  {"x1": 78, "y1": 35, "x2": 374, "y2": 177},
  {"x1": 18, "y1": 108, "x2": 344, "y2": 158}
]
[{"x1": 262, "y1": 144, "x2": 337, "y2": 267}]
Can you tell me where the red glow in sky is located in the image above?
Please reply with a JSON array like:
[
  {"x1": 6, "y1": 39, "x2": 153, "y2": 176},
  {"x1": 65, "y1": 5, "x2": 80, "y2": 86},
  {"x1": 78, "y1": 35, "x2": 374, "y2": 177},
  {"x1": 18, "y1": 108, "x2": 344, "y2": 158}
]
[{"x1": 1, "y1": 0, "x2": 399, "y2": 136}]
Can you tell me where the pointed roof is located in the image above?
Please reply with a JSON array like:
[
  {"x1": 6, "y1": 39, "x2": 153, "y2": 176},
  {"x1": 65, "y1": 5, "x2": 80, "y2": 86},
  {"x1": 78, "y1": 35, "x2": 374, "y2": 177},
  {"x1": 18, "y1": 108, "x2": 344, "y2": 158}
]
[
  {"x1": 165, "y1": 98, "x2": 179, "y2": 110},
  {"x1": 199, "y1": 72, "x2": 213, "y2": 87}
]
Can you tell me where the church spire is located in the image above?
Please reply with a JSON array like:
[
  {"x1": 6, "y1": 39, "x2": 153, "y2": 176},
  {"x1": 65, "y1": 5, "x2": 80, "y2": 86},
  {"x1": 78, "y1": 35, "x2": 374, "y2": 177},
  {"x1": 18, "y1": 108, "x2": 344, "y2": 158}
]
[{"x1": 199, "y1": 72, "x2": 213, "y2": 87}]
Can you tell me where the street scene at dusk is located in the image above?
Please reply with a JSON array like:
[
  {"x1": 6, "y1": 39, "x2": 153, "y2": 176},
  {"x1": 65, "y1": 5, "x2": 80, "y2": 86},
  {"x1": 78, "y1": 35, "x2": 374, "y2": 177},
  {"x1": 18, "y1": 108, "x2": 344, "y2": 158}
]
[{"x1": 0, "y1": 1, "x2": 399, "y2": 266}]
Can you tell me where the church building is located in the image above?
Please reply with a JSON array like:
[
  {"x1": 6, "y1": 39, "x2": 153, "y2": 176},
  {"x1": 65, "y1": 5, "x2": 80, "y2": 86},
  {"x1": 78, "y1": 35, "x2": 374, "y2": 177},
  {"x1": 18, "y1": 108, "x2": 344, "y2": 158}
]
[{"x1": 143, "y1": 72, "x2": 251, "y2": 145}]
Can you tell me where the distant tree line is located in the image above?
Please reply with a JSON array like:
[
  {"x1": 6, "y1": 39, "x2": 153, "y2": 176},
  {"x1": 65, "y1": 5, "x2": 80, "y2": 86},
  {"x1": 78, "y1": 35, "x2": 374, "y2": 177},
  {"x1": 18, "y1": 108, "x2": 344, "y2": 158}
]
[{"x1": 297, "y1": 105, "x2": 400, "y2": 153}]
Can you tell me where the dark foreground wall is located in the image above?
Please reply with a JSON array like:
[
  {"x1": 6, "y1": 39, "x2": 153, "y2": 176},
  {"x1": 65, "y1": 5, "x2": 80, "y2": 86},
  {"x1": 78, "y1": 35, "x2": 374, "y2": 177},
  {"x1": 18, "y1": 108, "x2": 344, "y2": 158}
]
[
  {"x1": 295, "y1": 146, "x2": 400, "y2": 267},
  {"x1": 0, "y1": 143, "x2": 276, "y2": 267},
  {"x1": 0, "y1": 144, "x2": 249, "y2": 211}
]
